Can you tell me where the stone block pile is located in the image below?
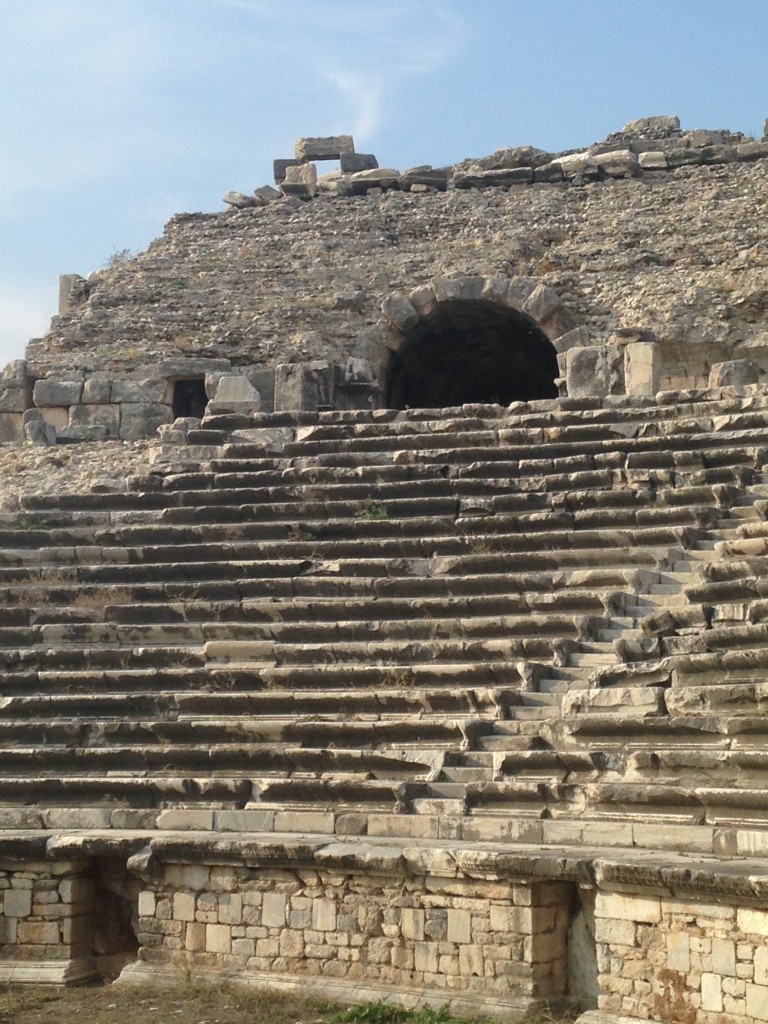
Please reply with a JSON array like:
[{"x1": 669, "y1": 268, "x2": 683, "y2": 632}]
[{"x1": 223, "y1": 117, "x2": 768, "y2": 208}]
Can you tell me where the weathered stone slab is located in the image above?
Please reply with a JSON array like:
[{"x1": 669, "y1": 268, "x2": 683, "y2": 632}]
[
  {"x1": 340, "y1": 152, "x2": 378, "y2": 173},
  {"x1": 82, "y1": 377, "x2": 112, "y2": 404},
  {"x1": 398, "y1": 166, "x2": 449, "y2": 192},
  {"x1": 118, "y1": 402, "x2": 173, "y2": 440},
  {"x1": 68, "y1": 404, "x2": 120, "y2": 435},
  {"x1": 709, "y1": 359, "x2": 760, "y2": 387},
  {"x1": 566, "y1": 346, "x2": 623, "y2": 398},
  {"x1": 623, "y1": 114, "x2": 680, "y2": 133},
  {"x1": 274, "y1": 362, "x2": 333, "y2": 412},
  {"x1": 206, "y1": 374, "x2": 262, "y2": 415},
  {"x1": 223, "y1": 190, "x2": 258, "y2": 209},
  {"x1": 0, "y1": 388, "x2": 32, "y2": 413},
  {"x1": 638, "y1": 151, "x2": 668, "y2": 171},
  {"x1": 295, "y1": 135, "x2": 354, "y2": 161},
  {"x1": 624, "y1": 342, "x2": 660, "y2": 397},
  {"x1": 350, "y1": 168, "x2": 400, "y2": 194},
  {"x1": 453, "y1": 167, "x2": 533, "y2": 189},
  {"x1": 593, "y1": 149, "x2": 639, "y2": 177},
  {"x1": 111, "y1": 378, "x2": 169, "y2": 403},
  {"x1": 273, "y1": 158, "x2": 299, "y2": 184},
  {"x1": 33, "y1": 380, "x2": 83, "y2": 407},
  {"x1": 280, "y1": 163, "x2": 318, "y2": 199},
  {"x1": 0, "y1": 412, "x2": 23, "y2": 442},
  {"x1": 253, "y1": 185, "x2": 281, "y2": 205}
]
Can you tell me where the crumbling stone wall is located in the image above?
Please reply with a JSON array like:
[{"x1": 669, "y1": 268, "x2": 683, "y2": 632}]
[{"x1": 4, "y1": 115, "x2": 768, "y2": 443}]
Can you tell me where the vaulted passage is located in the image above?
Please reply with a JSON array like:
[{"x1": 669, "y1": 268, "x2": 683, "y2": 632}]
[{"x1": 385, "y1": 299, "x2": 559, "y2": 409}]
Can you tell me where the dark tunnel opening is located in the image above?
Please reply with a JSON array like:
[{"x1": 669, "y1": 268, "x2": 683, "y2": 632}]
[{"x1": 385, "y1": 299, "x2": 559, "y2": 409}]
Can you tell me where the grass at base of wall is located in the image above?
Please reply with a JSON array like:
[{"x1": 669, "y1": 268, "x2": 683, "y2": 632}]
[{"x1": 0, "y1": 983, "x2": 575, "y2": 1024}]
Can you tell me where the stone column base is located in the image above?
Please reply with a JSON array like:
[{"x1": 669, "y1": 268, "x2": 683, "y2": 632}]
[
  {"x1": 117, "y1": 962, "x2": 558, "y2": 1023},
  {"x1": 0, "y1": 956, "x2": 99, "y2": 985}
]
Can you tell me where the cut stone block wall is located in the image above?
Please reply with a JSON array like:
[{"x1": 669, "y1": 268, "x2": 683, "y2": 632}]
[
  {"x1": 133, "y1": 865, "x2": 571, "y2": 1003},
  {"x1": 595, "y1": 891, "x2": 768, "y2": 1023}
]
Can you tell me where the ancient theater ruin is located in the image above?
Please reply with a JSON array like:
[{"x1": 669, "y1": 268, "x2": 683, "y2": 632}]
[{"x1": 2, "y1": 115, "x2": 768, "y2": 1022}]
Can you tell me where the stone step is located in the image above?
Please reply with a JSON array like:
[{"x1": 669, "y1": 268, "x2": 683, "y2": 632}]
[
  {"x1": 10, "y1": 612, "x2": 596, "y2": 649},
  {"x1": 0, "y1": 525, "x2": 702, "y2": 577},
  {"x1": 0, "y1": 684, "x2": 524, "y2": 719},
  {"x1": 0, "y1": 547, "x2": 682, "y2": 589}
]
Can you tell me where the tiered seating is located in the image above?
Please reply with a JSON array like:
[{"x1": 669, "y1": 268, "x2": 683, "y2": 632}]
[{"x1": 1, "y1": 390, "x2": 768, "y2": 847}]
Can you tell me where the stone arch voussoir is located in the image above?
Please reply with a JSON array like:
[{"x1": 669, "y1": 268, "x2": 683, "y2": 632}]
[{"x1": 378, "y1": 275, "x2": 576, "y2": 409}]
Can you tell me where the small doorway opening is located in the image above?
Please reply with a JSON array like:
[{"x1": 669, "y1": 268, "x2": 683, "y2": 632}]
[
  {"x1": 92, "y1": 858, "x2": 141, "y2": 980},
  {"x1": 385, "y1": 299, "x2": 559, "y2": 409},
  {"x1": 172, "y1": 378, "x2": 208, "y2": 419}
]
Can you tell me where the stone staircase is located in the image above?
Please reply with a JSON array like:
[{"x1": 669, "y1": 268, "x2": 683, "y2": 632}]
[{"x1": 2, "y1": 389, "x2": 768, "y2": 852}]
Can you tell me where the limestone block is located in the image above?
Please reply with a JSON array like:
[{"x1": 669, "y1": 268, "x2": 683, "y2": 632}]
[
  {"x1": 206, "y1": 374, "x2": 262, "y2": 415},
  {"x1": 738, "y1": 908, "x2": 768, "y2": 936},
  {"x1": 111, "y1": 378, "x2": 169, "y2": 404},
  {"x1": 623, "y1": 115, "x2": 680, "y2": 132},
  {"x1": 23, "y1": 411, "x2": 56, "y2": 444},
  {"x1": 702, "y1": 974, "x2": 724, "y2": 1013},
  {"x1": 381, "y1": 292, "x2": 419, "y2": 332},
  {"x1": 447, "y1": 909, "x2": 471, "y2": 944},
  {"x1": 0, "y1": 386, "x2": 32, "y2": 413},
  {"x1": 69, "y1": 404, "x2": 120, "y2": 436},
  {"x1": 624, "y1": 342, "x2": 660, "y2": 397},
  {"x1": 701, "y1": 145, "x2": 736, "y2": 164},
  {"x1": 639, "y1": 151, "x2": 669, "y2": 171},
  {"x1": 737, "y1": 141, "x2": 768, "y2": 161},
  {"x1": 748, "y1": 985, "x2": 768, "y2": 1022},
  {"x1": 223, "y1": 190, "x2": 258, "y2": 209},
  {"x1": 82, "y1": 377, "x2": 112, "y2": 404},
  {"x1": 415, "y1": 941, "x2": 439, "y2": 973},
  {"x1": 566, "y1": 346, "x2": 623, "y2": 398},
  {"x1": 185, "y1": 921, "x2": 206, "y2": 952},
  {"x1": 453, "y1": 167, "x2": 533, "y2": 188},
  {"x1": 273, "y1": 158, "x2": 299, "y2": 184},
  {"x1": 0, "y1": 360, "x2": 30, "y2": 389},
  {"x1": 205, "y1": 923, "x2": 231, "y2": 953},
  {"x1": 401, "y1": 908, "x2": 425, "y2": 941},
  {"x1": 556, "y1": 152, "x2": 593, "y2": 177},
  {"x1": 667, "y1": 932, "x2": 690, "y2": 971},
  {"x1": 433, "y1": 276, "x2": 485, "y2": 303},
  {"x1": 667, "y1": 149, "x2": 703, "y2": 167},
  {"x1": 709, "y1": 359, "x2": 760, "y2": 387},
  {"x1": 58, "y1": 274, "x2": 86, "y2": 315},
  {"x1": 399, "y1": 167, "x2": 449, "y2": 192},
  {"x1": 349, "y1": 168, "x2": 400, "y2": 194},
  {"x1": 119, "y1": 402, "x2": 173, "y2": 440},
  {"x1": 533, "y1": 162, "x2": 565, "y2": 183},
  {"x1": 340, "y1": 153, "x2": 378, "y2": 173},
  {"x1": 0, "y1": 412, "x2": 23, "y2": 442},
  {"x1": 138, "y1": 892, "x2": 155, "y2": 918},
  {"x1": 261, "y1": 893, "x2": 286, "y2": 928},
  {"x1": 33, "y1": 379, "x2": 83, "y2": 406},
  {"x1": 596, "y1": 893, "x2": 660, "y2": 924},
  {"x1": 173, "y1": 893, "x2": 196, "y2": 922},
  {"x1": 295, "y1": 135, "x2": 354, "y2": 161},
  {"x1": 593, "y1": 150, "x2": 640, "y2": 177},
  {"x1": 281, "y1": 163, "x2": 318, "y2": 199},
  {"x1": 4, "y1": 889, "x2": 32, "y2": 918},
  {"x1": 713, "y1": 937, "x2": 737, "y2": 976},
  {"x1": 458, "y1": 944, "x2": 483, "y2": 976},
  {"x1": 155, "y1": 809, "x2": 213, "y2": 830},
  {"x1": 274, "y1": 363, "x2": 333, "y2": 413},
  {"x1": 165, "y1": 865, "x2": 210, "y2": 891},
  {"x1": 522, "y1": 283, "x2": 562, "y2": 323},
  {"x1": 253, "y1": 185, "x2": 281, "y2": 205},
  {"x1": 312, "y1": 899, "x2": 337, "y2": 932}
]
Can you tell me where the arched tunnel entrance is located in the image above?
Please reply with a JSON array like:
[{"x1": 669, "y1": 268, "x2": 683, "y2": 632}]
[{"x1": 385, "y1": 299, "x2": 559, "y2": 409}]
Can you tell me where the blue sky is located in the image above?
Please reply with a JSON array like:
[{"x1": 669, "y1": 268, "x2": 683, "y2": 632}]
[{"x1": 1, "y1": 0, "x2": 766, "y2": 367}]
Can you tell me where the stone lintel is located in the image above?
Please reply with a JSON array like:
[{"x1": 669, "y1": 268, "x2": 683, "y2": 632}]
[{"x1": 294, "y1": 135, "x2": 354, "y2": 162}]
